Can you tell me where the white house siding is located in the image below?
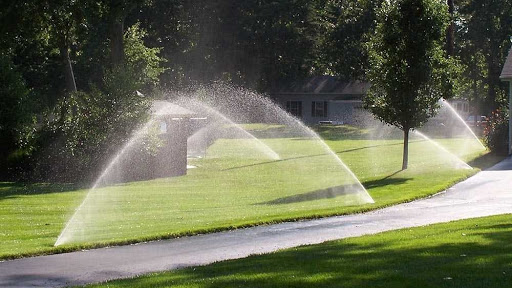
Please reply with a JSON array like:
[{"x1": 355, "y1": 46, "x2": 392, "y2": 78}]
[
  {"x1": 328, "y1": 100, "x2": 372, "y2": 126},
  {"x1": 270, "y1": 77, "x2": 371, "y2": 125},
  {"x1": 273, "y1": 95, "x2": 367, "y2": 125}
]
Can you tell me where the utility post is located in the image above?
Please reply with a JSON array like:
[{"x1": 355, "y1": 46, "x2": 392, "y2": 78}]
[{"x1": 499, "y1": 38, "x2": 512, "y2": 155}]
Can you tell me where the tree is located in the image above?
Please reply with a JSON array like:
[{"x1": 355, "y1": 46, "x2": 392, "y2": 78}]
[
  {"x1": 320, "y1": 0, "x2": 383, "y2": 80},
  {"x1": 446, "y1": 0, "x2": 455, "y2": 57},
  {"x1": 457, "y1": 0, "x2": 512, "y2": 114},
  {"x1": 0, "y1": 53, "x2": 33, "y2": 177},
  {"x1": 364, "y1": 0, "x2": 456, "y2": 170}
]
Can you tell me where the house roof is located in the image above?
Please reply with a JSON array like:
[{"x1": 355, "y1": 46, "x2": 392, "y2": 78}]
[
  {"x1": 500, "y1": 47, "x2": 512, "y2": 81},
  {"x1": 151, "y1": 101, "x2": 196, "y2": 117},
  {"x1": 270, "y1": 76, "x2": 370, "y2": 95}
]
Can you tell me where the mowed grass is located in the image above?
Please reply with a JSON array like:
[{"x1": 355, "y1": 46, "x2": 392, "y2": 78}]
[
  {"x1": 0, "y1": 126, "x2": 498, "y2": 259},
  {"x1": 83, "y1": 214, "x2": 512, "y2": 288}
]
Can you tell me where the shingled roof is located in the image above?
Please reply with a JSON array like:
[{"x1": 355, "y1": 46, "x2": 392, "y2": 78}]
[
  {"x1": 270, "y1": 76, "x2": 370, "y2": 95},
  {"x1": 500, "y1": 47, "x2": 512, "y2": 80}
]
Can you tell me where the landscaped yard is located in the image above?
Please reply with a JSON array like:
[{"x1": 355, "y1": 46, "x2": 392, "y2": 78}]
[
  {"x1": 82, "y1": 214, "x2": 512, "y2": 288},
  {"x1": 0, "y1": 125, "x2": 496, "y2": 259}
]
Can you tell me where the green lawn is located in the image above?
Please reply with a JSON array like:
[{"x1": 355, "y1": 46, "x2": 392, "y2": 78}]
[
  {"x1": 0, "y1": 125, "x2": 498, "y2": 259},
  {"x1": 83, "y1": 214, "x2": 512, "y2": 288}
]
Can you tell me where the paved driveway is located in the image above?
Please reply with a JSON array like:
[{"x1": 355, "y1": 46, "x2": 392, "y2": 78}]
[{"x1": 1, "y1": 157, "x2": 511, "y2": 288}]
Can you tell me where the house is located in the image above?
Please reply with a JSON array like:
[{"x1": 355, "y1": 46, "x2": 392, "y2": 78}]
[
  {"x1": 270, "y1": 76, "x2": 371, "y2": 125},
  {"x1": 270, "y1": 75, "x2": 471, "y2": 127}
]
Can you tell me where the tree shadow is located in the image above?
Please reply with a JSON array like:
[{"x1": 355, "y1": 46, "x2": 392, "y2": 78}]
[
  {"x1": 222, "y1": 142, "x2": 408, "y2": 172},
  {"x1": 258, "y1": 172, "x2": 409, "y2": 206},
  {"x1": 485, "y1": 156, "x2": 512, "y2": 171},
  {"x1": 123, "y1": 217, "x2": 512, "y2": 288},
  {"x1": 361, "y1": 171, "x2": 409, "y2": 190},
  {"x1": 467, "y1": 153, "x2": 509, "y2": 171},
  {"x1": 0, "y1": 182, "x2": 86, "y2": 201},
  {"x1": 0, "y1": 273, "x2": 76, "y2": 288},
  {"x1": 257, "y1": 184, "x2": 365, "y2": 205}
]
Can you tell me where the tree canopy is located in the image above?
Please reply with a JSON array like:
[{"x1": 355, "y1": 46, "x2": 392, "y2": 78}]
[
  {"x1": 1, "y1": 0, "x2": 511, "y2": 179},
  {"x1": 363, "y1": 0, "x2": 457, "y2": 170}
]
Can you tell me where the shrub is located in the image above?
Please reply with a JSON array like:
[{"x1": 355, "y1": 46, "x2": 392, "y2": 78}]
[
  {"x1": 0, "y1": 53, "x2": 36, "y2": 179},
  {"x1": 484, "y1": 108, "x2": 509, "y2": 154},
  {"x1": 23, "y1": 23, "x2": 166, "y2": 182},
  {"x1": 29, "y1": 68, "x2": 153, "y2": 182}
]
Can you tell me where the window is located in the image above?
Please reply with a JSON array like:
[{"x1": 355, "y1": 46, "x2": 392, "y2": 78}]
[
  {"x1": 286, "y1": 101, "x2": 302, "y2": 117},
  {"x1": 159, "y1": 121, "x2": 167, "y2": 134},
  {"x1": 311, "y1": 101, "x2": 328, "y2": 117}
]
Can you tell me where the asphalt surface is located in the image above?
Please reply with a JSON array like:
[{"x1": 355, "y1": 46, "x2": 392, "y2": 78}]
[{"x1": 1, "y1": 157, "x2": 511, "y2": 288}]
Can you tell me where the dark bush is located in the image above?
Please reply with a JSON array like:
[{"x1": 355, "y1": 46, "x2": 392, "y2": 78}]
[
  {"x1": 0, "y1": 53, "x2": 36, "y2": 180},
  {"x1": 28, "y1": 67, "x2": 152, "y2": 182},
  {"x1": 483, "y1": 108, "x2": 509, "y2": 154}
]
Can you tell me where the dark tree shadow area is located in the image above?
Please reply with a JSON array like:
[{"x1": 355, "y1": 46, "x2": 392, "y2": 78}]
[
  {"x1": 223, "y1": 142, "x2": 406, "y2": 172},
  {"x1": 362, "y1": 174, "x2": 409, "y2": 190},
  {"x1": 467, "y1": 152, "x2": 509, "y2": 170},
  {"x1": 258, "y1": 184, "x2": 363, "y2": 205},
  {"x1": 115, "y1": 217, "x2": 512, "y2": 288},
  {"x1": 0, "y1": 182, "x2": 86, "y2": 200},
  {"x1": 0, "y1": 274, "x2": 74, "y2": 288},
  {"x1": 258, "y1": 175, "x2": 409, "y2": 205}
]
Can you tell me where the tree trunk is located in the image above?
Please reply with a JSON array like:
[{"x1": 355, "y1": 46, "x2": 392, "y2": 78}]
[
  {"x1": 446, "y1": 0, "x2": 455, "y2": 56},
  {"x1": 110, "y1": 17, "x2": 125, "y2": 66},
  {"x1": 59, "y1": 44, "x2": 77, "y2": 93},
  {"x1": 402, "y1": 128, "x2": 409, "y2": 170}
]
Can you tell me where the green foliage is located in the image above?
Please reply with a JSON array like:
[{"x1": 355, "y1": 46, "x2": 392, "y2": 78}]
[
  {"x1": 364, "y1": 0, "x2": 456, "y2": 130},
  {"x1": 320, "y1": 0, "x2": 383, "y2": 80},
  {"x1": 457, "y1": 0, "x2": 512, "y2": 114},
  {"x1": 124, "y1": 22, "x2": 166, "y2": 88},
  {"x1": 0, "y1": 53, "x2": 35, "y2": 177},
  {"x1": 363, "y1": 0, "x2": 458, "y2": 169},
  {"x1": 484, "y1": 108, "x2": 509, "y2": 154},
  {"x1": 30, "y1": 66, "x2": 152, "y2": 181},
  {"x1": 21, "y1": 21, "x2": 165, "y2": 181},
  {"x1": 0, "y1": 54, "x2": 31, "y2": 138},
  {"x1": 2, "y1": 0, "x2": 510, "y2": 179}
]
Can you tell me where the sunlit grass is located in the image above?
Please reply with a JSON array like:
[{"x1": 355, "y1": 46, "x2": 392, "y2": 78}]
[
  {"x1": 0, "y1": 125, "x2": 499, "y2": 260},
  {"x1": 83, "y1": 214, "x2": 512, "y2": 288}
]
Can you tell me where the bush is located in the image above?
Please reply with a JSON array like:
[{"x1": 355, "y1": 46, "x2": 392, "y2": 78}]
[
  {"x1": 29, "y1": 67, "x2": 153, "y2": 182},
  {"x1": 0, "y1": 53, "x2": 35, "y2": 179},
  {"x1": 484, "y1": 108, "x2": 509, "y2": 154},
  {"x1": 22, "y1": 23, "x2": 166, "y2": 182}
]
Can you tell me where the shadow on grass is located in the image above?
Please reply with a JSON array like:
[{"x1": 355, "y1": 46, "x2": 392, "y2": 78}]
[
  {"x1": 222, "y1": 141, "x2": 410, "y2": 172},
  {"x1": 110, "y1": 217, "x2": 512, "y2": 288},
  {"x1": 362, "y1": 173, "x2": 410, "y2": 190},
  {"x1": 258, "y1": 184, "x2": 364, "y2": 205},
  {"x1": 259, "y1": 172, "x2": 409, "y2": 206},
  {"x1": 467, "y1": 152, "x2": 507, "y2": 170},
  {"x1": 0, "y1": 182, "x2": 85, "y2": 200}
]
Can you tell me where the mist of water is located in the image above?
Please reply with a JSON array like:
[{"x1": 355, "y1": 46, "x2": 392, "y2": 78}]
[
  {"x1": 413, "y1": 130, "x2": 472, "y2": 170},
  {"x1": 184, "y1": 99, "x2": 280, "y2": 160},
  {"x1": 439, "y1": 99, "x2": 486, "y2": 150},
  {"x1": 55, "y1": 84, "x2": 374, "y2": 246}
]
